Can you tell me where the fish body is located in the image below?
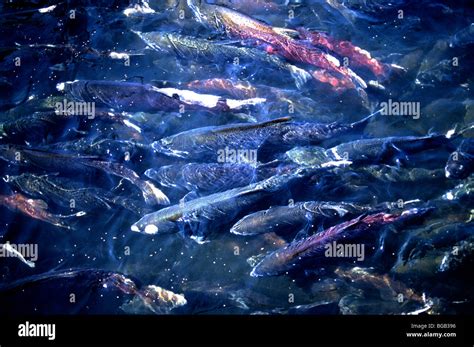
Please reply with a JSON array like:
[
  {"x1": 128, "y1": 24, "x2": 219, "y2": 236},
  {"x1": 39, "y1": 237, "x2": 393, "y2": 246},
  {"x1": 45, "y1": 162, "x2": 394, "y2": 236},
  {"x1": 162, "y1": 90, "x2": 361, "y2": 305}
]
[
  {"x1": 7, "y1": 173, "x2": 149, "y2": 215},
  {"x1": 0, "y1": 110, "x2": 134, "y2": 145},
  {"x1": 0, "y1": 145, "x2": 169, "y2": 205},
  {"x1": 145, "y1": 161, "x2": 298, "y2": 193},
  {"x1": 186, "y1": 78, "x2": 259, "y2": 99},
  {"x1": 231, "y1": 201, "x2": 386, "y2": 236},
  {"x1": 45, "y1": 138, "x2": 153, "y2": 163},
  {"x1": 135, "y1": 31, "x2": 311, "y2": 88},
  {"x1": 327, "y1": 135, "x2": 451, "y2": 164},
  {"x1": 251, "y1": 208, "x2": 430, "y2": 276},
  {"x1": 286, "y1": 134, "x2": 452, "y2": 166},
  {"x1": 186, "y1": 0, "x2": 365, "y2": 89},
  {"x1": 297, "y1": 29, "x2": 389, "y2": 79},
  {"x1": 152, "y1": 117, "x2": 291, "y2": 161},
  {"x1": 0, "y1": 111, "x2": 73, "y2": 144},
  {"x1": 59, "y1": 80, "x2": 265, "y2": 113},
  {"x1": 153, "y1": 112, "x2": 377, "y2": 161},
  {"x1": 0, "y1": 193, "x2": 76, "y2": 229},
  {"x1": 146, "y1": 163, "x2": 258, "y2": 192},
  {"x1": 346, "y1": 165, "x2": 446, "y2": 184},
  {"x1": 131, "y1": 173, "x2": 303, "y2": 241}
]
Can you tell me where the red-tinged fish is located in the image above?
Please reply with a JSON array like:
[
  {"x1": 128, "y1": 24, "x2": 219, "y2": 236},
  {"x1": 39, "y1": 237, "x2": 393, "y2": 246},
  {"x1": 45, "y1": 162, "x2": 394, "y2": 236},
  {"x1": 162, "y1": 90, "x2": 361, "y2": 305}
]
[
  {"x1": 297, "y1": 28, "x2": 390, "y2": 79},
  {"x1": 0, "y1": 193, "x2": 84, "y2": 229},
  {"x1": 187, "y1": 0, "x2": 366, "y2": 90},
  {"x1": 250, "y1": 208, "x2": 431, "y2": 277},
  {"x1": 135, "y1": 31, "x2": 311, "y2": 89}
]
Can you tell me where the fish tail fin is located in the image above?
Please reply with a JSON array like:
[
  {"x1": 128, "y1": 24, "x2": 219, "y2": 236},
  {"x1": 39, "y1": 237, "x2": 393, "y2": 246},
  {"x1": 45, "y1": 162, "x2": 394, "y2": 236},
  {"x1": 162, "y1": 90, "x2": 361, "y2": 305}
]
[
  {"x1": 84, "y1": 160, "x2": 170, "y2": 205},
  {"x1": 139, "y1": 180, "x2": 170, "y2": 206}
]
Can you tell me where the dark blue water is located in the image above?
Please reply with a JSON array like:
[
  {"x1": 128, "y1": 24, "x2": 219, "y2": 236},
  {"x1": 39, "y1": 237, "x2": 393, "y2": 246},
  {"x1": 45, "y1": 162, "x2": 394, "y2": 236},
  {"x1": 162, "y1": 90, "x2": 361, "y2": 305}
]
[{"x1": 0, "y1": 0, "x2": 473, "y2": 315}]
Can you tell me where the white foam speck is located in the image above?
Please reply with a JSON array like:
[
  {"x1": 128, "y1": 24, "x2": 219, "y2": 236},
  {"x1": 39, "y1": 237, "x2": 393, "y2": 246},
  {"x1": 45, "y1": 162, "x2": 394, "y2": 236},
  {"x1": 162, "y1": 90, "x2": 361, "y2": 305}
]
[
  {"x1": 38, "y1": 5, "x2": 56, "y2": 13},
  {"x1": 123, "y1": 119, "x2": 142, "y2": 133},
  {"x1": 123, "y1": 1, "x2": 155, "y2": 17},
  {"x1": 321, "y1": 160, "x2": 352, "y2": 168},
  {"x1": 109, "y1": 52, "x2": 130, "y2": 60},
  {"x1": 446, "y1": 128, "x2": 456, "y2": 139},
  {"x1": 226, "y1": 98, "x2": 266, "y2": 109},
  {"x1": 144, "y1": 224, "x2": 159, "y2": 234},
  {"x1": 444, "y1": 192, "x2": 454, "y2": 200},
  {"x1": 154, "y1": 86, "x2": 265, "y2": 110},
  {"x1": 56, "y1": 80, "x2": 78, "y2": 92}
]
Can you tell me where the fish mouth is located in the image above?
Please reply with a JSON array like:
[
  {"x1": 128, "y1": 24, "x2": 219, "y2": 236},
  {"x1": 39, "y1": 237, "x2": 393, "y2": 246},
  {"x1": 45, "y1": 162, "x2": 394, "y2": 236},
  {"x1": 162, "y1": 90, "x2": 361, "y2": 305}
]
[
  {"x1": 141, "y1": 180, "x2": 170, "y2": 206},
  {"x1": 130, "y1": 223, "x2": 141, "y2": 232},
  {"x1": 229, "y1": 223, "x2": 245, "y2": 235},
  {"x1": 130, "y1": 222, "x2": 159, "y2": 235}
]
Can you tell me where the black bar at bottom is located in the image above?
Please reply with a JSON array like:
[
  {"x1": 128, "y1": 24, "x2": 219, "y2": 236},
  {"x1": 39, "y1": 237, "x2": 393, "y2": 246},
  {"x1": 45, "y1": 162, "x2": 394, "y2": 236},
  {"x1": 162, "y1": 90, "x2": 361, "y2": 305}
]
[{"x1": 0, "y1": 315, "x2": 472, "y2": 345}]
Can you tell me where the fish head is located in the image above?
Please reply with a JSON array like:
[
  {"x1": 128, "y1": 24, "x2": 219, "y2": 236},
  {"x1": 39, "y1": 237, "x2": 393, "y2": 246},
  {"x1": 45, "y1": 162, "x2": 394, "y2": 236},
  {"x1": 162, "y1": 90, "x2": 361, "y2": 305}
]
[
  {"x1": 230, "y1": 213, "x2": 263, "y2": 235},
  {"x1": 250, "y1": 246, "x2": 299, "y2": 277},
  {"x1": 131, "y1": 213, "x2": 179, "y2": 235},
  {"x1": 231, "y1": 207, "x2": 282, "y2": 235}
]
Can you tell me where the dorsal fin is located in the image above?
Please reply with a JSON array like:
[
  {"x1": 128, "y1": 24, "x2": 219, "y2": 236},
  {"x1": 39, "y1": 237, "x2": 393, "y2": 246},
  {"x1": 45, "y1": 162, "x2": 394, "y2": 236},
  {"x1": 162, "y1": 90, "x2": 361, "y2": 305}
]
[{"x1": 214, "y1": 117, "x2": 291, "y2": 134}]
